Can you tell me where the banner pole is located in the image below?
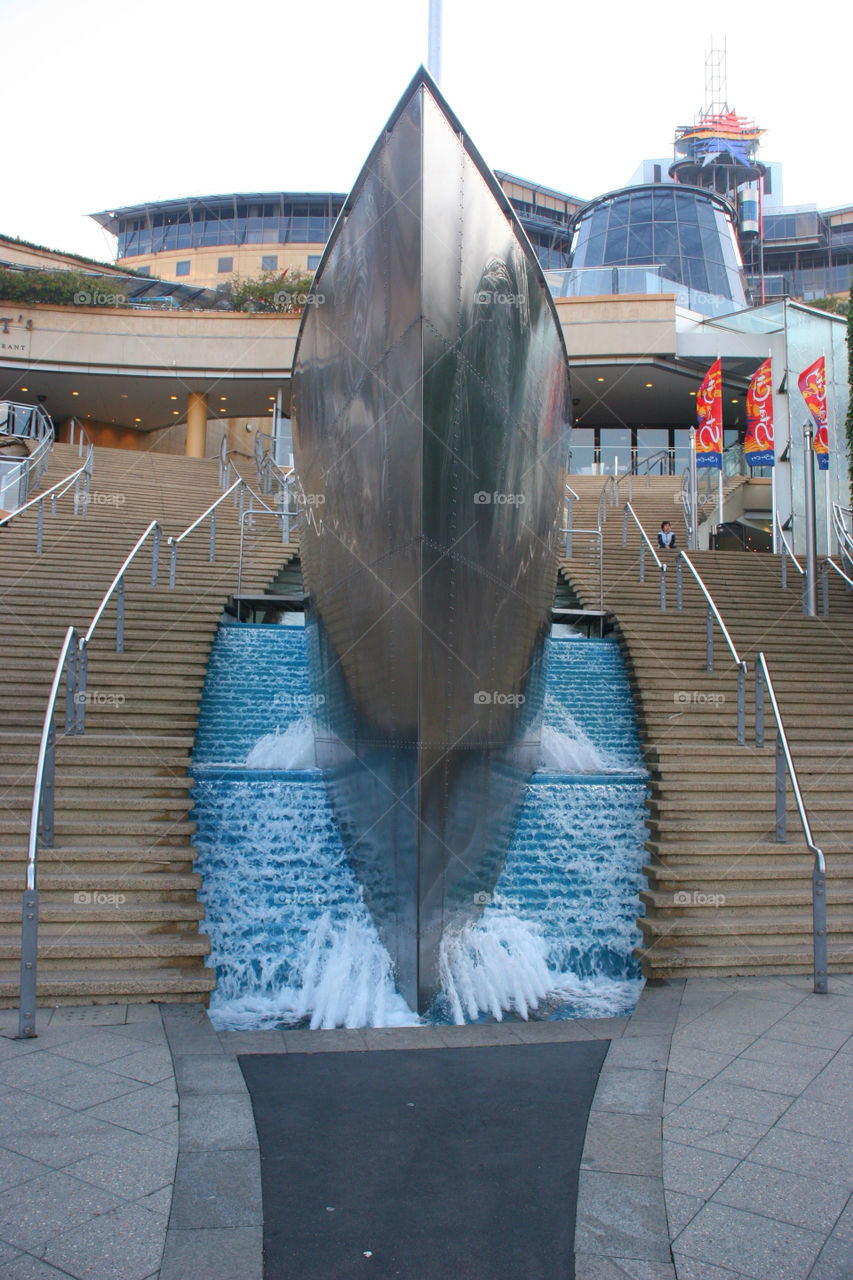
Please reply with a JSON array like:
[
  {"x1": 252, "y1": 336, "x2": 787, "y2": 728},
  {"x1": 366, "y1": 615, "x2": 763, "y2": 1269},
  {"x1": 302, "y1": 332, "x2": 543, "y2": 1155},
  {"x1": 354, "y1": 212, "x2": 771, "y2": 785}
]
[
  {"x1": 804, "y1": 423, "x2": 819, "y2": 617},
  {"x1": 771, "y1": 467, "x2": 778, "y2": 554}
]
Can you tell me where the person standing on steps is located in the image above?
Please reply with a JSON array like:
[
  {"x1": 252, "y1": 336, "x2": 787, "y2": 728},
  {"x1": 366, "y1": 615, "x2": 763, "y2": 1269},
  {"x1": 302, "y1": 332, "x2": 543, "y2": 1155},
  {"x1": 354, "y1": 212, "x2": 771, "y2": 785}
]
[{"x1": 658, "y1": 520, "x2": 676, "y2": 549}]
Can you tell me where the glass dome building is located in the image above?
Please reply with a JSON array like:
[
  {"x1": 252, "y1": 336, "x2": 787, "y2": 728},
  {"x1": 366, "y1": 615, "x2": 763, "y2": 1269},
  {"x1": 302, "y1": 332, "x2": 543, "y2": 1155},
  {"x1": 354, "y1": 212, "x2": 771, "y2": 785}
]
[{"x1": 559, "y1": 183, "x2": 749, "y2": 316}]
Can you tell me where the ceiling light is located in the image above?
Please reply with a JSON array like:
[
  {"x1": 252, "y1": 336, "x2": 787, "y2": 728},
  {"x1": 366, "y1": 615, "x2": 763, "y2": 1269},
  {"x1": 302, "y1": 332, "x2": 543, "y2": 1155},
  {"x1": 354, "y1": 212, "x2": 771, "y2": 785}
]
[
  {"x1": 134, "y1": 417, "x2": 141, "y2": 423},
  {"x1": 170, "y1": 395, "x2": 177, "y2": 401},
  {"x1": 20, "y1": 386, "x2": 27, "y2": 392},
  {"x1": 597, "y1": 377, "x2": 605, "y2": 383},
  {"x1": 645, "y1": 382, "x2": 653, "y2": 388},
  {"x1": 268, "y1": 396, "x2": 275, "y2": 401},
  {"x1": 121, "y1": 394, "x2": 128, "y2": 399},
  {"x1": 173, "y1": 410, "x2": 179, "y2": 416},
  {"x1": 220, "y1": 396, "x2": 227, "y2": 401},
  {"x1": 71, "y1": 390, "x2": 79, "y2": 396}
]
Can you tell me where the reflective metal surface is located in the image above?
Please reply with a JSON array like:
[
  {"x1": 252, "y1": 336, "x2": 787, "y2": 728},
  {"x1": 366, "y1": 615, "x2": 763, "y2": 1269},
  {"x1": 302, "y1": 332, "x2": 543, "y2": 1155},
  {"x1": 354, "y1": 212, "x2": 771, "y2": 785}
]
[{"x1": 291, "y1": 68, "x2": 571, "y2": 1012}]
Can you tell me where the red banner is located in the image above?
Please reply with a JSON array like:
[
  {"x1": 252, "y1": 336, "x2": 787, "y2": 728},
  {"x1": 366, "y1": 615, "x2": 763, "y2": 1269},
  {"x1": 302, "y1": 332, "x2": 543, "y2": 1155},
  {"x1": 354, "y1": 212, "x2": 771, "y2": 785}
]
[
  {"x1": 798, "y1": 356, "x2": 829, "y2": 472},
  {"x1": 696, "y1": 358, "x2": 722, "y2": 469},
  {"x1": 744, "y1": 357, "x2": 774, "y2": 467}
]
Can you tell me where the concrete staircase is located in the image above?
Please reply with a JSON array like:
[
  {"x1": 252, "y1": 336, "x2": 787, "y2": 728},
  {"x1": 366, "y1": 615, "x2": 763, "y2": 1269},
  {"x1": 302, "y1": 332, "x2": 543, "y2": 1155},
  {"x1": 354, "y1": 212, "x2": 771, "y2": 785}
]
[
  {"x1": 0, "y1": 443, "x2": 298, "y2": 1005},
  {"x1": 561, "y1": 473, "x2": 853, "y2": 981}
]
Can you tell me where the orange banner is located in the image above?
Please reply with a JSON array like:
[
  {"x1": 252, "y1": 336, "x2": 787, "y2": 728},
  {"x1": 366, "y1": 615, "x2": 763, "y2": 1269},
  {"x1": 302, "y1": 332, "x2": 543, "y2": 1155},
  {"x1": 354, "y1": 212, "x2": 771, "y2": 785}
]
[
  {"x1": 696, "y1": 358, "x2": 722, "y2": 469},
  {"x1": 744, "y1": 358, "x2": 774, "y2": 467},
  {"x1": 798, "y1": 356, "x2": 829, "y2": 471}
]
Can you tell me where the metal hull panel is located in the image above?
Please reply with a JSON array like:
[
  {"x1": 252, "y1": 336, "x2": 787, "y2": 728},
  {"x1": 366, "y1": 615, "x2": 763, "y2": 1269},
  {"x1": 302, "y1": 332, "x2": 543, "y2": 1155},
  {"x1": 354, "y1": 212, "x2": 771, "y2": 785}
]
[{"x1": 292, "y1": 70, "x2": 570, "y2": 1011}]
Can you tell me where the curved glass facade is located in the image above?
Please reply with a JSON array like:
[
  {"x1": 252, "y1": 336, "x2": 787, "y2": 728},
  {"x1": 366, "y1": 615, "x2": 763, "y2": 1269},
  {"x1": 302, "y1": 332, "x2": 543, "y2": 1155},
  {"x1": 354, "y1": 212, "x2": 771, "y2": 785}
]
[
  {"x1": 109, "y1": 195, "x2": 346, "y2": 259},
  {"x1": 570, "y1": 184, "x2": 748, "y2": 314}
]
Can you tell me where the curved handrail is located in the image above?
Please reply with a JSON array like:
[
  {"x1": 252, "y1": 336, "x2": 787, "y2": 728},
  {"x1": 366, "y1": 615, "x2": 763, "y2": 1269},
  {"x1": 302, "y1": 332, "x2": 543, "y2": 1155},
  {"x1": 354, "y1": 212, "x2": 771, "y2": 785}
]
[
  {"x1": 623, "y1": 503, "x2": 664, "y2": 571},
  {"x1": 677, "y1": 551, "x2": 743, "y2": 668},
  {"x1": 0, "y1": 454, "x2": 91, "y2": 542},
  {"x1": 565, "y1": 482, "x2": 579, "y2": 502},
  {"x1": 777, "y1": 512, "x2": 804, "y2": 575},
  {"x1": 754, "y1": 651, "x2": 827, "y2": 994},
  {"x1": 19, "y1": 624, "x2": 79, "y2": 1037},
  {"x1": 83, "y1": 520, "x2": 161, "y2": 646},
  {"x1": 825, "y1": 557, "x2": 853, "y2": 591}
]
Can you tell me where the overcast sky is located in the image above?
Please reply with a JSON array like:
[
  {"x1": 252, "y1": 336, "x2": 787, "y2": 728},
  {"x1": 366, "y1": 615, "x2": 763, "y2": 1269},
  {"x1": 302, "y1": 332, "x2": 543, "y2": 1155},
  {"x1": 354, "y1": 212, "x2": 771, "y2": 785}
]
[{"x1": 2, "y1": 0, "x2": 848, "y2": 262}]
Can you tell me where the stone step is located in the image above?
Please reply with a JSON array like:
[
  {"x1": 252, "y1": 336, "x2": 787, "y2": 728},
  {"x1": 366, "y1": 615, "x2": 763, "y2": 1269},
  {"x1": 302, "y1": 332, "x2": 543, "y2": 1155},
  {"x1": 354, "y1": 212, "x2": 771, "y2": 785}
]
[{"x1": 0, "y1": 966, "x2": 217, "y2": 1006}]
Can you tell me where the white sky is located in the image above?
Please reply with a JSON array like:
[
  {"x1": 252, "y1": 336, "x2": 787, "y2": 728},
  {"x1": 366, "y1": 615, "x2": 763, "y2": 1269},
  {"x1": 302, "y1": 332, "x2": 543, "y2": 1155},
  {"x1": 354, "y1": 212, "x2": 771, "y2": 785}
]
[{"x1": 1, "y1": 0, "x2": 848, "y2": 262}]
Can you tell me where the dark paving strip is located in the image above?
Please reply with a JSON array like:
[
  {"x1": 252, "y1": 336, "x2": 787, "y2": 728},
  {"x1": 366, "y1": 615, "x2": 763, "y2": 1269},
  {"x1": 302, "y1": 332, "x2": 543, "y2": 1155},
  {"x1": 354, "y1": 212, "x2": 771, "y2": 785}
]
[{"x1": 240, "y1": 1039, "x2": 609, "y2": 1280}]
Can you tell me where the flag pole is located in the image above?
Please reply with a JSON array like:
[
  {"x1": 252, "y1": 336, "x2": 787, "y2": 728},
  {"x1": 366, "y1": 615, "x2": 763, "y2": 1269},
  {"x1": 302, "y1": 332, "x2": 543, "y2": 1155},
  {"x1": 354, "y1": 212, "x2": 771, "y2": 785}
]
[
  {"x1": 769, "y1": 348, "x2": 777, "y2": 553},
  {"x1": 824, "y1": 348, "x2": 832, "y2": 556}
]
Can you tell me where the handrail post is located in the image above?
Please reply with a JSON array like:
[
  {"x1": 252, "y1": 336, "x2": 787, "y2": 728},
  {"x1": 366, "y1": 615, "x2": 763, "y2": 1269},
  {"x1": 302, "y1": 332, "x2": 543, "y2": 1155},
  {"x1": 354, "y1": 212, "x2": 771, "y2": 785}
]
[
  {"x1": 36, "y1": 498, "x2": 44, "y2": 554},
  {"x1": 17, "y1": 888, "x2": 38, "y2": 1038},
  {"x1": 622, "y1": 507, "x2": 628, "y2": 547},
  {"x1": 639, "y1": 540, "x2": 645, "y2": 584},
  {"x1": 781, "y1": 539, "x2": 787, "y2": 589},
  {"x1": 706, "y1": 604, "x2": 713, "y2": 672},
  {"x1": 151, "y1": 525, "x2": 160, "y2": 587},
  {"x1": 813, "y1": 864, "x2": 828, "y2": 994},
  {"x1": 81, "y1": 467, "x2": 90, "y2": 516},
  {"x1": 737, "y1": 662, "x2": 745, "y2": 746},
  {"x1": 755, "y1": 664, "x2": 765, "y2": 748},
  {"x1": 676, "y1": 556, "x2": 683, "y2": 610},
  {"x1": 628, "y1": 471, "x2": 633, "y2": 502},
  {"x1": 116, "y1": 576, "x2": 125, "y2": 654},
  {"x1": 775, "y1": 735, "x2": 786, "y2": 842},
  {"x1": 40, "y1": 722, "x2": 56, "y2": 849},
  {"x1": 169, "y1": 541, "x2": 177, "y2": 589},
  {"x1": 822, "y1": 561, "x2": 829, "y2": 616},
  {"x1": 565, "y1": 495, "x2": 573, "y2": 558},
  {"x1": 64, "y1": 643, "x2": 77, "y2": 735},
  {"x1": 76, "y1": 642, "x2": 87, "y2": 734},
  {"x1": 660, "y1": 565, "x2": 666, "y2": 611},
  {"x1": 247, "y1": 489, "x2": 254, "y2": 530},
  {"x1": 239, "y1": 482, "x2": 245, "y2": 523},
  {"x1": 209, "y1": 509, "x2": 216, "y2": 563}
]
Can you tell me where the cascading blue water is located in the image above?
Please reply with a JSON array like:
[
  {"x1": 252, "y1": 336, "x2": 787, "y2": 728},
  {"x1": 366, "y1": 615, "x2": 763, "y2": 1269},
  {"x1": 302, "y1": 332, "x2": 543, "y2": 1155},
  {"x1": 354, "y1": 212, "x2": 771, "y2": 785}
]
[{"x1": 191, "y1": 622, "x2": 648, "y2": 1028}]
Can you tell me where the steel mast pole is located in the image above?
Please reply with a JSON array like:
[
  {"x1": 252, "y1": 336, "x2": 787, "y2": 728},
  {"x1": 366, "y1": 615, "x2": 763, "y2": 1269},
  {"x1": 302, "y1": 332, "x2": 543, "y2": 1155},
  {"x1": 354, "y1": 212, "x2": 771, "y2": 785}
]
[{"x1": 803, "y1": 423, "x2": 819, "y2": 617}]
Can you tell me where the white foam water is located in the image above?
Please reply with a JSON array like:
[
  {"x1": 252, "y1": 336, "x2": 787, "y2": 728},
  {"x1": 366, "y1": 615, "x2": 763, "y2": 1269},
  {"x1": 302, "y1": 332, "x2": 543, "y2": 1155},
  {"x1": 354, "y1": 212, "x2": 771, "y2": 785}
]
[
  {"x1": 246, "y1": 720, "x2": 316, "y2": 770},
  {"x1": 538, "y1": 722, "x2": 607, "y2": 774}
]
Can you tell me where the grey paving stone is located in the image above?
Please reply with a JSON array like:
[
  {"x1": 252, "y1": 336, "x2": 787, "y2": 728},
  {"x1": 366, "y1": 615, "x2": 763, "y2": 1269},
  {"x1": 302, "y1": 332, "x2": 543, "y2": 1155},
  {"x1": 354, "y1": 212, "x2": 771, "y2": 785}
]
[
  {"x1": 739, "y1": 1037, "x2": 836, "y2": 1071},
  {"x1": 49, "y1": 1030, "x2": 142, "y2": 1068},
  {"x1": 600, "y1": 1035, "x2": 671, "y2": 1071},
  {"x1": 576, "y1": 1016, "x2": 630, "y2": 1038},
  {"x1": 0, "y1": 1052, "x2": 71, "y2": 1091},
  {"x1": 0, "y1": 1151, "x2": 47, "y2": 1195},
  {"x1": 778, "y1": 1097, "x2": 853, "y2": 1143},
  {"x1": 0, "y1": 1170, "x2": 122, "y2": 1252},
  {"x1": 573, "y1": 1255, "x2": 676, "y2": 1280},
  {"x1": 624, "y1": 1018, "x2": 680, "y2": 1040},
  {"x1": 665, "y1": 1046, "x2": 736, "y2": 1080},
  {"x1": 681, "y1": 1079, "x2": 795, "y2": 1127},
  {"x1": 765, "y1": 1015, "x2": 853, "y2": 1051},
  {"x1": 802, "y1": 1054, "x2": 853, "y2": 1105},
  {"x1": 281, "y1": 1028, "x2": 368, "y2": 1053},
  {"x1": 712, "y1": 1159, "x2": 851, "y2": 1233},
  {"x1": 87, "y1": 1085, "x2": 179, "y2": 1134},
  {"x1": 173, "y1": 1055, "x2": 249, "y2": 1095},
  {"x1": 673, "y1": 1200, "x2": 823, "y2": 1280},
  {"x1": 663, "y1": 1072, "x2": 705, "y2": 1109},
  {"x1": 664, "y1": 1189, "x2": 705, "y2": 1238},
  {"x1": 720, "y1": 976, "x2": 813, "y2": 1003},
  {"x1": 809, "y1": 1233, "x2": 853, "y2": 1280},
  {"x1": 361, "y1": 1026, "x2": 447, "y2": 1050},
  {"x1": 747, "y1": 1126, "x2": 853, "y2": 1185},
  {"x1": 169, "y1": 1150, "x2": 262, "y2": 1229},
  {"x1": 105, "y1": 1047, "x2": 174, "y2": 1085},
  {"x1": 14, "y1": 1064, "x2": 140, "y2": 1112},
  {"x1": 662, "y1": 1141, "x2": 738, "y2": 1199},
  {"x1": 671, "y1": 1261, "x2": 754, "y2": 1280},
  {"x1": 828, "y1": 1196, "x2": 853, "y2": 1241},
  {"x1": 510, "y1": 1019, "x2": 596, "y2": 1043},
  {"x1": 48, "y1": 1006, "x2": 128, "y2": 1027},
  {"x1": 137, "y1": 1184, "x2": 174, "y2": 1218},
  {"x1": 178, "y1": 1094, "x2": 257, "y2": 1152},
  {"x1": 124, "y1": 1004, "x2": 163, "y2": 1024},
  {"x1": 0, "y1": 1238, "x2": 20, "y2": 1267},
  {"x1": 575, "y1": 1171, "x2": 672, "y2": 1263},
  {"x1": 159, "y1": 1226, "x2": 262, "y2": 1280},
  {"x1": 0, "y1": 1099, "x2": 112, "y2": 1169},
  {"x1": 663, "y1": 1107, "x2": 766, "y2": 1160},
  {"x1": 102, "y1": 1022, "x2": 169, "y2": 1046},
  {"x1": 63, "y1": 1127, "x2": 177, "y2": 1199},
  {"x1": 436, "y1": 1023, "x2": 525, "y2": 1047},
  {"x1": 671, "y1": 1029, "x2": 759, "y2": 1056},
  {"x1": 0, "y1": 1254, "x2": 71, "y2": 1279},
  {"x1": 712, "y1": 1054, "x2": 823, "y2": 1096},
  {"x1": 215, "y1": 1030, "x2": 287, "y2": 1055},
  {"x1": 590, "y1": 1068, "x2": 666, "y2": 1115},
  {"x1": 581, "y1": 1112, "x2": 662, "y2": 1177},
  {"x1": 43, "y1": 1200, "x2": 165, "y2": 1280}
]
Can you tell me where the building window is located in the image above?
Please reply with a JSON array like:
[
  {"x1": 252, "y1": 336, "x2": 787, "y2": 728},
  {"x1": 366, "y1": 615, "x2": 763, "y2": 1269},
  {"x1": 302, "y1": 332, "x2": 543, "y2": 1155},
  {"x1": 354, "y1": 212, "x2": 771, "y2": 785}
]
[
  {"x1": 175, "y1": 260, "x2": 190, "y2": 277},
  {"x1": 136, "y1": 265, "x2": 151, "y2": 276},
  {"x1": 217, "y1": 256, "x2": 233, "y2": 273},
  {"x1": 261, "y1": 254, "x2": 278, "y2": 271},
  {"x1": 307, "y1": 254, "x2": 321, "y2": 270}
]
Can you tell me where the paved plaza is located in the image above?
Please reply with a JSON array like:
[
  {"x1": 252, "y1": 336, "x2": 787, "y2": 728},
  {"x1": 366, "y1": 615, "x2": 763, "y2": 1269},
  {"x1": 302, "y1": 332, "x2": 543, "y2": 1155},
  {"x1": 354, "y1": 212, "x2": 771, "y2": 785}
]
[{"x1": 0, "y1": 976, "x2": 851, "y2": 1279}]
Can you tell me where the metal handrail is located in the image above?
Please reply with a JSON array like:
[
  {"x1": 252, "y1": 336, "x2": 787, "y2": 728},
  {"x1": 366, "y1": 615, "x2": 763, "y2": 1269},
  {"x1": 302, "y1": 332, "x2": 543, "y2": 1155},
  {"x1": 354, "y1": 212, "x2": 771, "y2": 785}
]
[
  {"x1": 560, "y1": 524, "x2": 604, "y2": 625},
  {"x1": 623, "y1": 503, "x2": 666, "y2": 609},
  {"x1": 754, "y1": 651, "x2": 827, "y2": 994},
  {"x1": 676, "y1": 550, "x2": 746, "y2": 744},
  {"x1": 0, "y1": 451, "x2": 93, "y2": 551},
  {"x1": 562, "y1": 482, "x2": 579, "y2": 556},
  {"x1": 236, "y1": 507, "x2": 294, "y2": 593},
  {"x1": 18, "y1": 624, "x2": 80, "y2": 1037}
]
